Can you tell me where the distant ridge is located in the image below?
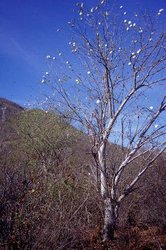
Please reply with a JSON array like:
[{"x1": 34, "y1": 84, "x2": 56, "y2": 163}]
[
  {"x1": 0, "y1": 97, "x2": 24, "y2": 123},
  {"x1": 0, "y1": 97, "x2": 23, "y2": 111},
  {"x1": 0, "y1": 98, "x2": 24, "y2": 144}
]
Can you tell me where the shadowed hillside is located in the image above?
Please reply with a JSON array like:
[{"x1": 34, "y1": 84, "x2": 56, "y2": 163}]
[
  {"x1": 0, "y1": 98, "x2": 23, "y2": 122},
  {"x1": 0, "y1": 98, "x2": 24, "y2": 143}
]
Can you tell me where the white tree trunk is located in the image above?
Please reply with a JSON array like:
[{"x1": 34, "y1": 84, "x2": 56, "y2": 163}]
[
  {"x1": 98, "y1": 143, "x2": 118, "y2": 241},
  {"x1": 98, "y1": 143, "x2": 107, "y2": 197},
  {"x1": 103, "y1": 198, "x2": 118, "y2": 241}
]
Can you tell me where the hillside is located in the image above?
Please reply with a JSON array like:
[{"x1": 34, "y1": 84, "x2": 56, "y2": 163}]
[
  {"x1": 0, "y1": 98, "x2": 166, "y2": 249},
  {"x1": 0, "y1": 98, "x2": 24, "y2": 142},
  {"x1": 0, "y1": 97, "x2": 23, "y2": 121}
]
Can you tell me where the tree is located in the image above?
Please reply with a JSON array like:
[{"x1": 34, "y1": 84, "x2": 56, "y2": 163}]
[
  {"x1": 42, "y1": 0, "x2": 166, "y2": 242},
  {"x1": 15, "y1": 109, "x2": 78, "y2": 172}
]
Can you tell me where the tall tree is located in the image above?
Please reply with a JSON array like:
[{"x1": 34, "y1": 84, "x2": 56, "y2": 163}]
[{"x1": 42, "y1": 0, "x2": 166, "y2": 241}]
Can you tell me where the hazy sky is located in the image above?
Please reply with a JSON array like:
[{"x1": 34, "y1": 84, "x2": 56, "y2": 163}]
[{"x1": 0, "y1": 0, "x2": 166, "y2": 106}]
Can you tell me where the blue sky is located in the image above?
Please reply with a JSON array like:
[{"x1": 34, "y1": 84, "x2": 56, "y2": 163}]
[{"x1": 0, "y1": 0, "x2": 166, "y2": 106}]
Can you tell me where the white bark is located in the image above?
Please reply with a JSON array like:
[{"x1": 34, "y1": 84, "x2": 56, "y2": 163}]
[
  {"x1": 103, "y1": 197, "x2": 119, "y2": 241},
  {"x1": 98, "y1": 143, "x2": 107, "y2": 197}
]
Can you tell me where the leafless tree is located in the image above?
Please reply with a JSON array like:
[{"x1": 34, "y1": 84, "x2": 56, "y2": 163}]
[{"x1": 42, "y1": 0, "x2": 166, "y2": 242}]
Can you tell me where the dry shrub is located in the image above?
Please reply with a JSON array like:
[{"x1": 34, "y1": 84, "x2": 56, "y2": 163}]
[{"x1": 0, "y1": 150, "x2": 103, "y2": 249}]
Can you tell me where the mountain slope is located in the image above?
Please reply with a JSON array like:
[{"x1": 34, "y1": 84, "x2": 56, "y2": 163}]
[
  {"x1": 0, "y1": 97, "x2": 24, "y2": 147},
  {"x1": 0, "y1": 98, "x2": 23, "y2": 122}
]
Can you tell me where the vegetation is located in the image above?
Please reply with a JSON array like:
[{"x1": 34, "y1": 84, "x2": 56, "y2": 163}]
[
  {"x1": 0, "y1": 98, "x2": 166, "y2": 249},
  {"x1": 0, "y1": 1, "x2": 166, "y2": 248}
]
